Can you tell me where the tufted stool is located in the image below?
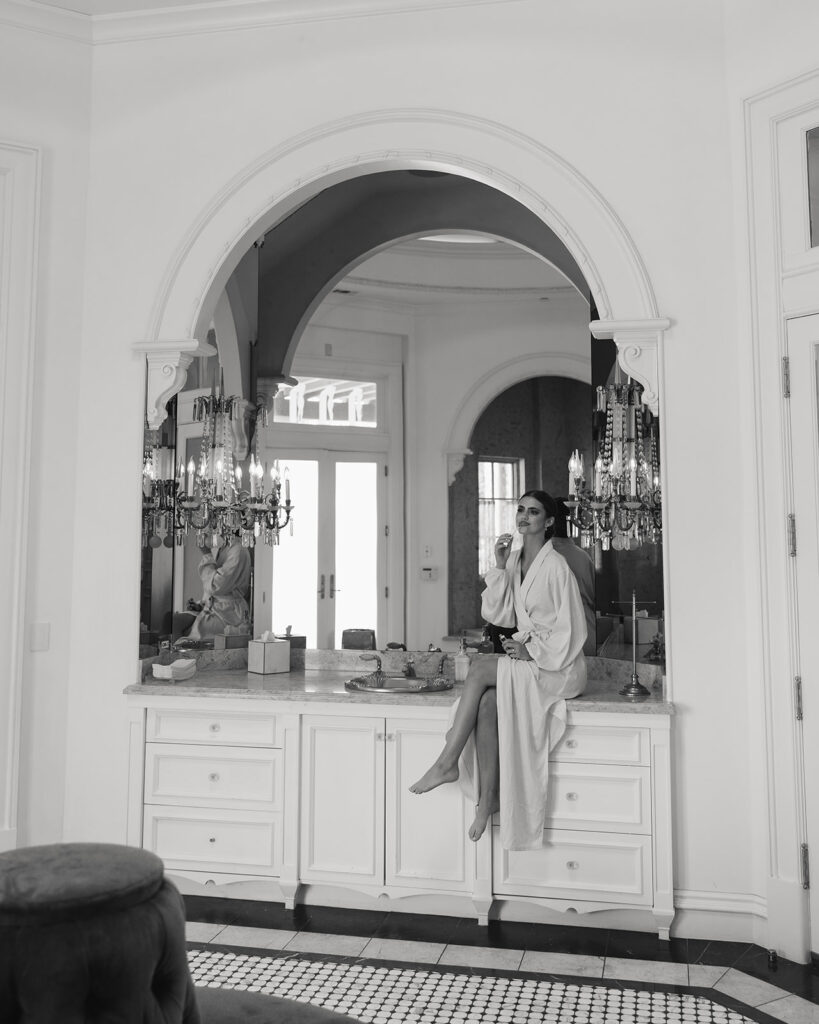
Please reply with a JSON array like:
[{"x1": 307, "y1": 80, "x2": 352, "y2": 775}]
[{"x1": 0, "y1": 843, "x2": 355, "y2": 1024}]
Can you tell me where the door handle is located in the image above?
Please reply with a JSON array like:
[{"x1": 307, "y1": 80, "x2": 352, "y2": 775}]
[
  {"x1": 318, "y1": 573, "x2": 325, "y2": 598},
  {"x1": 330, "y1": 573, "x2": 338, "y2": 598}
]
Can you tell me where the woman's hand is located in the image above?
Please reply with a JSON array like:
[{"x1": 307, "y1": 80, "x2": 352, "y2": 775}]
[
  {"x1": 502, "y1": 638, "x2": 532, "y2": 661},
  {"x1": 494, "y1": 533, "x2": 513, "y2": 568}
]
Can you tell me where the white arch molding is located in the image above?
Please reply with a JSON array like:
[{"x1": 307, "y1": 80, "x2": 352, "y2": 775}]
[{"x1": 135, "y1": 109, "x2": 670, "y2": 424}]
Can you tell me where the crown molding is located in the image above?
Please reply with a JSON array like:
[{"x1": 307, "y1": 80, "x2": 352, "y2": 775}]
[{"x1": 0, "y1": 0, "x2": 91, "y2": 43}]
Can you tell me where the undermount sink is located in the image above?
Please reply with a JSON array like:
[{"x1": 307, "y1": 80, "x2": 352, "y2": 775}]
[{"x1": 345, "y1": 673, "x2": 453, "y2": 694}]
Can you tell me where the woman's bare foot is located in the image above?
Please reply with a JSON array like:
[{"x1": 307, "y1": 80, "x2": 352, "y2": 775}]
[
  {"x1": 409, "y1": 761, "x2": 459, "y2": 794},
  {"x1": 468, "y1": 798, "x2": 499, "y2": 841}
]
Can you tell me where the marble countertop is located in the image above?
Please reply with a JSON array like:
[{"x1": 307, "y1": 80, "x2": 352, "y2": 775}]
[{"x1": 124, "y1": 663, "x2": 672, "y2": 714}]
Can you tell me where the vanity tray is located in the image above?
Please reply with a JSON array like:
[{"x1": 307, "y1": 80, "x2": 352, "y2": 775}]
[{"x1": 345, "y1": 673, "x2": 453, "y2": 694}]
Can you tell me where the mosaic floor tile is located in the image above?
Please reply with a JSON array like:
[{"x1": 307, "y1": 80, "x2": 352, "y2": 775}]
[{"x1": 188, "y1": 948, "x2": 761, "y2": 1024}]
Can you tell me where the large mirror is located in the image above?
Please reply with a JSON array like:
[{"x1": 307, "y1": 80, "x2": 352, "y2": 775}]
[{"x1": 139, "y1": 171, "x2": 664, "y2": 664}]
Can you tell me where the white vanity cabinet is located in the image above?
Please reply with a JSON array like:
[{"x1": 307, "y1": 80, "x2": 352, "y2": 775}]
[
  {"x1": 128, "y1": 701, "x2": 301, "y2": 898},
  {"x1": 300, "y1": 713, "x2": 474, "y2": 896},
  {"x1": 126, "y1": 683, "x2": 673, "y2": 937},
  {"x1": 492, "y1": 711, "x2": 674, "y2": 940}
]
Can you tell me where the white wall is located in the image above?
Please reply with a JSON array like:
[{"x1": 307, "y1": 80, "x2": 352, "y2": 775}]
[
  {"x1": 8, "y1": 0, "x2": 818, "y2": 947},
  {"x1": 0, "y1": 20, "x2": 91, "y2": 846}
]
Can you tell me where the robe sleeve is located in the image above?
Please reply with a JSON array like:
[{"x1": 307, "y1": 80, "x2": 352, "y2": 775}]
[
  {"x1": 517, "y1": 559, "x2": 587, "y2": 672},
  {"x1": 481, "y1": 565, "x2": 516, "y2": 628},
  {"x1": 199, "y1": 544, "x2": 249, "y2": 599}
]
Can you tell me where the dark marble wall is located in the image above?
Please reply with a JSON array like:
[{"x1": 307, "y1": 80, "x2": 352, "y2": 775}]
[{"x1": 448, "y1": 376, "x2": 592, "y2": 635}]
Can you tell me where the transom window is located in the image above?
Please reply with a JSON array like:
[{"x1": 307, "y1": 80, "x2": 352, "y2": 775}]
[
  {"x1": 273, "y1": 376, "x2": 377, "y2": 428},
  {"x1": 478, "y1": 458, "x2": 524, "y2": 575}
]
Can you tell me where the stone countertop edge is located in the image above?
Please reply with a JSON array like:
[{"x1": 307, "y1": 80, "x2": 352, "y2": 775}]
[{"x1": 124, "y1": 667, "x2": 672, "y2": 714}]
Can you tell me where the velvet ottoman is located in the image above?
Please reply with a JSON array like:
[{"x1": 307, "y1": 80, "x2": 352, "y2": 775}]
[{"x1": 0, "y1": 843, "x2": 356, "y2": 1024}]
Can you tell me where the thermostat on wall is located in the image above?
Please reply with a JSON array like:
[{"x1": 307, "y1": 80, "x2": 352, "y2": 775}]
[{"x1": 420, "y1": 566, "x2": 439, "y2": 582}]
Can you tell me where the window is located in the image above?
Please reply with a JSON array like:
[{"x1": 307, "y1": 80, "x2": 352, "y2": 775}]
[
  {"x1": 478, "y1": 458, "x2": 524, "y2": 576},
  {"x1": 273, "y1": 376, "x2": 377, "y2": 428},
  {"x1": 808, "y1": 126, "x2": 819, "y2": 248}
]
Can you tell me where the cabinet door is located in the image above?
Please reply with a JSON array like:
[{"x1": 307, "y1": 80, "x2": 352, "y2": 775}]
[
  {"x1": 300, "y1": 715, "x2": 385, "y2": 886},
  {"x1": 385, "y1": 718, "x2": 473, "y2": 892}
]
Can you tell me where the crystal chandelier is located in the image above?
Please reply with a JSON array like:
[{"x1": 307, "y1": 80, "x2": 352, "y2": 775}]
[
  {"x1": 142, "y1": 387, "x2": 294, "y2": 550},
  {"x1": 142, "y1": 423, "x2": 176, "y2": 550},
  {"x1": 564, "y1": 371, "x2": 661, "y2": 552}
]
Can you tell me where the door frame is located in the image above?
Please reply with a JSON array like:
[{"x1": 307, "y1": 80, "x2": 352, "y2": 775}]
[
  {"x1": 254, "y1": 359, "x2": 404, "y2": 648},
  {"x1": 784, "y1": 312, "x2": 819, "y2": 954},
  {"x1": 746, "y1": 71, "x2": 819, "y2": 961}
]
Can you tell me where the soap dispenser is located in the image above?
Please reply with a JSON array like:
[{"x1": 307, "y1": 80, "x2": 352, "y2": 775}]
[{"x1": 454, "y1": 636, "x2": 470, "y2": 682}]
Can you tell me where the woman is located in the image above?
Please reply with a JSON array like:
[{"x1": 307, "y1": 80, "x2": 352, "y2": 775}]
[
  {"x1": 409, "y1": 490, "x2": 587, "y2": 850},
  {"x1": 188, "y1": 538, "x2": 252, "y2": 640}
]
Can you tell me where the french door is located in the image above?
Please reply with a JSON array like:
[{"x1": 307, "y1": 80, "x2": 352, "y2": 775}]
[
  {"x1": 256, "y1": 450, "x2": 388, "y2": 649},
  {"x1": 786, "y1": 313, "x2": 819, "y2": 954}
]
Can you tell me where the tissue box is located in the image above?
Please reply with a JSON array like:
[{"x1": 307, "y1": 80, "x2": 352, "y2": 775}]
[{"x1": 248, "y1": 638, "x2": 290, "y2": 674}]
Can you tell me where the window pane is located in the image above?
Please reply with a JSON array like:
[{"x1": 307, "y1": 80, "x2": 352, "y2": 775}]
[
  {"x1": 478, "y1": 458, "x2": 522, "y2": 575},
  {"x1": 273, "y1": 376, "x2": 377, "y2": 428},
  {"x1": 334, "y1": 462, "x2": 378, "y2": 647},
  {"x1": 808, "y1": 127, "x2": 819, "y2": 248},
  {"x1": 271, "y1": 460, "x2": 319, "y2": 646}
]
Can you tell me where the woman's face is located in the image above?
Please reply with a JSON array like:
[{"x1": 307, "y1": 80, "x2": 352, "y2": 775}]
[{"x1": 516, "y1": 496, "x2": 554, "y2": 538}]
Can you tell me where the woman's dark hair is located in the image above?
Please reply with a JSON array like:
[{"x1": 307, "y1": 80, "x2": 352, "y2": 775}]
[{"x1": 519, "y1": 489, "x2": 558, "y2": 540}]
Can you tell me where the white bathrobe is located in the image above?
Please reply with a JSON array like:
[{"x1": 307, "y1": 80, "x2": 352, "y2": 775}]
[{"x1": 460, "y1": 541, "x2": 588, "y2": 850}]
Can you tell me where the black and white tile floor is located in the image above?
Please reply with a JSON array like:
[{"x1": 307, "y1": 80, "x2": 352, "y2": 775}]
[{"x1": 185, "y1": 900, "x2": 819, "y2": 1024}]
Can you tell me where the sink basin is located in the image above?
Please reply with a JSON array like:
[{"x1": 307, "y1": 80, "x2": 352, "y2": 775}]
[{"x1": 345, "y1": 673, "x2": 453, "y2": 694}]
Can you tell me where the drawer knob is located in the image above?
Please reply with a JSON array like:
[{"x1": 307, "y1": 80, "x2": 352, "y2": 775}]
[
  {"x1": 208, "y1": 837, "x2": 216, "y2": 844},
  {"x1": 209, "y1": 723, "x2": 221, "y2": 733},
  {"x1": 566, "y1": 792, "x2": 579, "y2": 801},
  {"x1": 566, "y1": 860, "x2": 579, "y2": 870},
  {"x1": 565, "y1": 739, "x2": 578, "y2": 749},
  {"x1": 208, "y1": 773, "x2": 220, "y2": 783}
]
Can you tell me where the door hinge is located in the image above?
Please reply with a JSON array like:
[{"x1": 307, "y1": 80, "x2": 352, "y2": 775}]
[
  {"x1": 782, "y1": 355, "x2": 791, "y2": 398},
  {"x1": 795, "y1": 676, "x2": 803, "y2": 721},
  {"x1": 384, "y1": 465, "x2": 389, "y2": 477},
  {"x1": 385, "y1": 586, "x2": 389, "y2": 598},
  {"x1": 385, "y1": 524, "x2": 390, "y2": 537},
  {"x1": 788, "y1": 513, "x2": 797, "y2": 556},
  {"x1": 801, "y1": 842, "x2": 810, "y2": 889}
]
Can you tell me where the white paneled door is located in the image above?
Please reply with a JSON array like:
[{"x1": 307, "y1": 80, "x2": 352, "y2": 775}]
[
  {"x1": 786, "y1": 312, "x2": 819, "y2": 955},
  {"x1": 260, "y1": 451, "x2": 387, "y2": 649}
]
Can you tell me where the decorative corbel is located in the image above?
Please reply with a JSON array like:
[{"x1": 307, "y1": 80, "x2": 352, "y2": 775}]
[
  {"x1": 134, "y1": 337, "x2": 217, "y2": 428},
  {"x1": 589, "y1": 318, "x2": 670, "y2": 416},
  {"x1": 446, "y1": 449, "x2": 472, "y2": 487},
  {"x1": 255, "y1": 374, "x2": 298, "y2": 415}
]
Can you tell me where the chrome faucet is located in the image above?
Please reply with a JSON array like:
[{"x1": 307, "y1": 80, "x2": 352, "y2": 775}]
[
  {"x1": 435, "y1": 653, "x2": 447, "y2": 677},
  {"x1": 359, "y1": 652, "x2": 382, "y2": 673},
  {"x1": 404, "y1": 657, "x2": 417, "y2": 678}
]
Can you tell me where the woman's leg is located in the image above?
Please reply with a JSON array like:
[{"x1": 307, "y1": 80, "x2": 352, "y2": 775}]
[
  {"x1": 409, "y1": 658, "x2": 498, "y2": 793},
  {"x1": 468, "y1": 689, "x2": 500, "y2": 842}
]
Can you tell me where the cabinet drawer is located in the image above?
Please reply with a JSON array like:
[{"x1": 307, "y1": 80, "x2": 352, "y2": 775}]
[
  {"x1": 147, "y1": 708, "x2": 278, "y2": 747},
  {"x1": 494, "y1": 829, "x2": 652, "y2": 905},
  {"x1": 545, "y1": 763, "x2": 650, "y2": 834},
  {"x1": 145, "y1": 743, "x2": 283, "y2": 811},
  {"x1": 143, "y1": 805, "x2": 281, "y2": 875},
  {"x1": 551, "y1": 725, "x2": 648, "y2": 765}
]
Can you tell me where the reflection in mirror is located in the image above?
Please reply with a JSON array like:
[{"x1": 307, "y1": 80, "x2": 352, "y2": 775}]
[{"x1": 138, "y1": 173, "x2": 664, "y2": 663}]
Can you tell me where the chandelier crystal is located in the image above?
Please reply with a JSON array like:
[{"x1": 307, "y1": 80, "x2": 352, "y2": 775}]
[
  {"x1": 565, "y1": 371, "x2": 661, "y2": 552},
  {"x1": 142, "y1": 386, "x2": 294, "y2": 550}
]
